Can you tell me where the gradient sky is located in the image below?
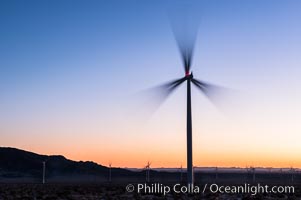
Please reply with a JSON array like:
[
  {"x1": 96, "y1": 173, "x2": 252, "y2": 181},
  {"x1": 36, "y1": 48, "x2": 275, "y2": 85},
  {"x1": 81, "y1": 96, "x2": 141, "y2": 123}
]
[{"x1": 1, "y1": 0, "x2": 301, "y2": 168}]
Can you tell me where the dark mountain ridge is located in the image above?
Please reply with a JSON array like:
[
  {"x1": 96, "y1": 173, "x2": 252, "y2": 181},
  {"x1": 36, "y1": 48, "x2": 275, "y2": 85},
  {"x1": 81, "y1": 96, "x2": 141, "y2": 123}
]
[{"x1": 0, "y1": 147, "x2": 133, "y2": 181}]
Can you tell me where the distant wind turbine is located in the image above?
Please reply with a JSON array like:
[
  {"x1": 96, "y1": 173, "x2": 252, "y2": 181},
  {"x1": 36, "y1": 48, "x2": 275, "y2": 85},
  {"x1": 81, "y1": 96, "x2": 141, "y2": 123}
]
[
  {"x1": 280, "y1": 168, "x2": 283, "y2": 181},
  {"x1": 290, "y1": 167, "x2": 295, "y2": 183},
  {"x1": 109, "y1": 162, "x2": 112, "y2": 182},
  {"x1": 180, "y1": 164, "x2": 183, "y2": 182},
  {"x1": 42, "y1": 161, "x2": 46, "y2": 184},
  {"x1": 215, "y1": 167, "x2": 218, "y2": 182},
  {"x1": 250, "y1": 166, "x2": 256, "y2": 182},
  {"x1": 145, "y1": 161, "x2": 151, "y2": 182}
]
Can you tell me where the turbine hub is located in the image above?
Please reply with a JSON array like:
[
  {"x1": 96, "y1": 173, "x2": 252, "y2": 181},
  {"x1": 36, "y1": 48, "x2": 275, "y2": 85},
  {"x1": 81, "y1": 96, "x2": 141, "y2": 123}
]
[{"x1": 185, "y1": 71, "x2": 193, "y2": 79}]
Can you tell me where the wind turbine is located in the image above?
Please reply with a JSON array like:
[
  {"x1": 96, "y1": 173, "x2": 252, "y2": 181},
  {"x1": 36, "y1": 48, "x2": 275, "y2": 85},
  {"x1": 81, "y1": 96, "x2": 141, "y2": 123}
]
[
  {"x1": 250, "y1": 166, "x2": 256, "y2": 182},
  {"x1": 145, "y1": 161, "x2": 151, "y2": 182},
  {"x1": 280, "y1": 168, "x2": 283, "y2": 181},
  {"x1": 290, "y1": 167, "x2": 295, "y2": 183},
  {"x1": 180, "y1": 164, "x2": 183, "y2": 182},
  {"x1": 42, "y1": 161, "x2": 46, "y2": 184},
  {"x1": 147, "y1": 25, "x2": 229, "y2": 185},
  {"x1": 108, "y1": 162, "x2": 112, "y2": 182},
  {"x1": 215, "y1": 167, "x2": 218, "y2": 182}
]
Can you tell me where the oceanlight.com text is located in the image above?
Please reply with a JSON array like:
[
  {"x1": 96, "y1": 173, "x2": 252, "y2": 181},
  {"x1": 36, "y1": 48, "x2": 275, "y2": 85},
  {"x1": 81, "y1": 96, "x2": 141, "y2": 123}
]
[{"x1": 126, "y1": 183, "x2": 295, "y2": 196}]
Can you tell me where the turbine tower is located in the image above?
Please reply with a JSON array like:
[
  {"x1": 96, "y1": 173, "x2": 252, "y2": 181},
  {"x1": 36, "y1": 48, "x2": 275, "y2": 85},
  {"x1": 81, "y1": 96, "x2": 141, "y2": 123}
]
[
  {"x1": 145, "y1": 161, "x2": 151, "y2": 182},
  {"x1": 250, "y1": 166, "x2": 256, "y2": 182},
  {"x1": 290, "y1": 167, "x2": 295, "y2": 183},
  {"x1": 180, "y1": 164, "x2": 183, "y2": 182},
  {"x1": 42, "y1": 161, "x2": 46, "y2": 184},
  {"x1": 215, "y1": 167, "x2": 218, "y2": 182},
  {"x1": 108, "y1": 162, "x2": 112, "y2": 182}
]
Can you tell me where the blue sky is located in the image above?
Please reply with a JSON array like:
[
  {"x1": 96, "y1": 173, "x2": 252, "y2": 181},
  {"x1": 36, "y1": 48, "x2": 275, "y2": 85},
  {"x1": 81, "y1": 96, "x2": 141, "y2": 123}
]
[{"x1": 1, "y1": 0, "x2": 301, "y2": 167}]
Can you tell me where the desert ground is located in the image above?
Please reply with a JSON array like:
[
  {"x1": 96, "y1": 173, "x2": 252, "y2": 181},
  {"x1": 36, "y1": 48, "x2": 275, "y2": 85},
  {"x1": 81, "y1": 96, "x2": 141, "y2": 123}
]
[
  {"x1": 0, "y1": 171, "x2": 300, "y2": 200},
  {"x1": 0, "y1": 183, "x2": 300, "y2": 200}
]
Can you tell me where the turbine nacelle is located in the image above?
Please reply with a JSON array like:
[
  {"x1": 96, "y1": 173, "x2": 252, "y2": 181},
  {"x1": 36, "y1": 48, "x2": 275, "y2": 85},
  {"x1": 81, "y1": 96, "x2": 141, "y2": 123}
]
[{"x1": 185, "y1": 71, "x2": 193, "y2": 79}]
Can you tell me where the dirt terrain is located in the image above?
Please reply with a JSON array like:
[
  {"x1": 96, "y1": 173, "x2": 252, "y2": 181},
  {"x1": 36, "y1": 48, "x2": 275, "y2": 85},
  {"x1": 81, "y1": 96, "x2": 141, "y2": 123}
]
[{"x1": 0, "y1": 183, "x2": 300, "y2": 200}]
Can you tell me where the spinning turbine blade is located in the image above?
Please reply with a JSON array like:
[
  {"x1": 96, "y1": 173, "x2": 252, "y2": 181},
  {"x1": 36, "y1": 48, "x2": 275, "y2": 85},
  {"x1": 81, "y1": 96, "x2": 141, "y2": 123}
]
[
  {"x1": 164, "y1": 77, "x2": 187, "y2": 91},
  {"x1": 170, "y1": 12, "x2": 199, "y2": 74},
  {"x1": 174, "y1": 35, "x2": 195, "y2": 73},
  {"x1": 135, "y1": 77, "x2": 186, "y2": 117},
  {"x1": 191, "y1": 78, "x2": 232, "y2": 108},
  {"x1": 172, "y1": 26, "x2": 198, "y2": 74},
  {"x1": 148, "y1": 77, "x2": 186, "y2": 110}
]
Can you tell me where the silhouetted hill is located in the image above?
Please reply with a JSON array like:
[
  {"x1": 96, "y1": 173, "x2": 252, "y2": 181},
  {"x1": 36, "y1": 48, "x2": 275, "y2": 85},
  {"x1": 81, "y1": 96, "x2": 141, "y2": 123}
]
[{"x1": 0, "y1": 147, "x2": 133, "y2": 181}]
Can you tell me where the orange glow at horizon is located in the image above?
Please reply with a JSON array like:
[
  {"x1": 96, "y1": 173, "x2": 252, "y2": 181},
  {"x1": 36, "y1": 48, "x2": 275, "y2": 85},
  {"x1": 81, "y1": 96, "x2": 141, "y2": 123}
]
[{"x1": 15, "y1": 144, "x2": 301, "y2": 169}]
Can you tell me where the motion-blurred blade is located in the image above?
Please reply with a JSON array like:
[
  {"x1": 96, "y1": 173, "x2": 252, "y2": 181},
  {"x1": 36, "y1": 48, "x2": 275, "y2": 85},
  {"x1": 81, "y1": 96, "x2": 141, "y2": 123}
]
[
  {"x1": 150, "y1": 77, "x2": 186, "y2": 104},
  {"x1": 191, "y1": 78, "x2": 232, "y2": 108},
  {"x1": 133, "y1": 77, "x2": 187, "y2": 118},
  {"x1": 192, "y1": 78, "x2": 245, "y2": 116},
  {"x1": 169, "y1": 5, "x2": 200, "y2": 74},
  {"x1": 173, "y1": 32, "x2": 195, "y2": 73},
  {"x1": 164, "y1": 77, "x2": 187, "y2": 91},
  {"x1": 171, "y1": 25, "x2": 198, "y2": 74}
]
